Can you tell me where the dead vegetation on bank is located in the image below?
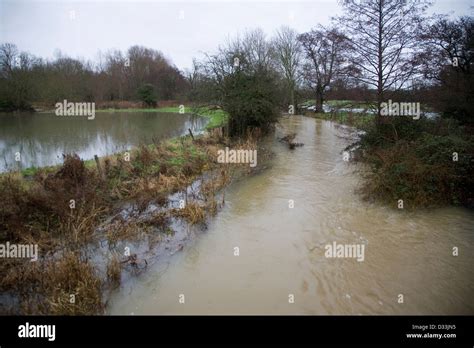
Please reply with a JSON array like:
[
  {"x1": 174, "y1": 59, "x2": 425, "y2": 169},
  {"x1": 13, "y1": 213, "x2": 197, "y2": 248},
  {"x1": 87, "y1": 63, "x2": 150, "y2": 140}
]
[{"x1": 0, "y1": 131, "x2": 263, "y2": 314}]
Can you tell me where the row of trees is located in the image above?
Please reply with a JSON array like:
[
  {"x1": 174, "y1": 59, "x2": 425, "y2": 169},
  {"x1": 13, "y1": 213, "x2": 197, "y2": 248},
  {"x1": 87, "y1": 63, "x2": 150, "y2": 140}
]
[
  {"x1": 0, "y1": 44, "x2": 186, "y2": 110},
  {"x1": 1, "y1": 0, "x2": 472, "y2": 129},
  {"x1": 187, "y1": 0, "x2": 472, "y2": 127}
]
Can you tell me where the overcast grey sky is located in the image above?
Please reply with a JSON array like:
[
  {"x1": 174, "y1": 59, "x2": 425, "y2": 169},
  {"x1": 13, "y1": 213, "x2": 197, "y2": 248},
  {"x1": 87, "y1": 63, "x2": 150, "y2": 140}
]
[{"x1": 1, "y1": 0, "x2": 472, "y2": 71}]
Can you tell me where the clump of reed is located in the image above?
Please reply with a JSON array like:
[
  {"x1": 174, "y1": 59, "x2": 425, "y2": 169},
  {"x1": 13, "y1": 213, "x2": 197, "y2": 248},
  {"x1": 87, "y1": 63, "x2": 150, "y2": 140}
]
[
  {"x1": 106, "y1": 254, "x2": 122, "y2": 289},
  {"x1": 171, "y1": 202, "x2": 206, "y2": 225},
  {"x1": 1, "y1": 252, "x2": 103, "y2": 315}
]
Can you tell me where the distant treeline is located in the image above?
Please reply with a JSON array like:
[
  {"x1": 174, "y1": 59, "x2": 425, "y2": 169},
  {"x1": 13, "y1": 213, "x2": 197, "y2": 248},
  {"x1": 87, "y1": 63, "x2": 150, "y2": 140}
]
[{"x1": 0, "y1": 45, "x2": 187, "y2": 111}]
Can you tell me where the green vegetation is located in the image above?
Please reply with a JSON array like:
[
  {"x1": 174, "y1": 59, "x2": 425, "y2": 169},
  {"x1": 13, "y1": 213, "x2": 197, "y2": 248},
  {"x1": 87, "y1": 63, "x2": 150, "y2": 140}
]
[
  {"x1": 309, "y1": 111, "x2": 374, "y2": 130},
  {"x1": 356, "y1": 118, "x2": 473, "y2": 209},
  {"x1": 94, "y1": 106, "x2": 228, "y2": 130},
  {"x1": 223, "y1": 70, "x2": 280, "y2": 137},
  {"x1": 137, "y1": 83, "x2": 157, "y2": 107},
  {"x1": 157, "y1": 106, "x2": 181, "y2": 113},
  {"x1": 193, "y1": 108, "x2": 228, "y2": 130}
]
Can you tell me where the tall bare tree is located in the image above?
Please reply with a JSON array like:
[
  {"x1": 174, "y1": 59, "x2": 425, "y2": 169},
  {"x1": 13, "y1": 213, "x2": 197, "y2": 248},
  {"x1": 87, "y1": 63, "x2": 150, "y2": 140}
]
[
  {"x1": 273, "y1": 26, "x2": 301, "y2": 112},
  {"x1": 298, "y1": 26, "x2": 348, "y2": 113},
  {"x1": 337, "y1": 0, "x2": 432, "y2": 121}
]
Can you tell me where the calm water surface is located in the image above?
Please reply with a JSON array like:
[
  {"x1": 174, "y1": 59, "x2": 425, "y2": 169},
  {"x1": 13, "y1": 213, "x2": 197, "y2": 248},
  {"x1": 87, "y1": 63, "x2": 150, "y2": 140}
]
[{"x1": 0, "y1": 111, "x2": 205, "y2": 171}]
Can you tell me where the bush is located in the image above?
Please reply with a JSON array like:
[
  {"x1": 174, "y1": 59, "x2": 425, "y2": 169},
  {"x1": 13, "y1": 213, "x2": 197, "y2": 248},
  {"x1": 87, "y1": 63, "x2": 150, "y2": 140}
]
[
  {"x1": 223, "y1": 70, "x2": 279, "y2": 137},
  {"x1": 137, "y1": 83, "x2": 157, "y2": 107},
  {"x1": 357, "y1": 118, "x2": 474, "y2": 208}
]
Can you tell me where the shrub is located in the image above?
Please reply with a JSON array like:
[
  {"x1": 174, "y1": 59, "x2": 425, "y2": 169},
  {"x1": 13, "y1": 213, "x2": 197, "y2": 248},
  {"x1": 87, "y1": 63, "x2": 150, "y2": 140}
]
[
  {"x1": 357, "y1": 118, "x2": 474, "y2": 208},
  {"x1": 223, "y1": 70, "x2": 279, "y2": 137},
  {"x1": 137, "y1": 83, "x2": 157, "y2": 107}
]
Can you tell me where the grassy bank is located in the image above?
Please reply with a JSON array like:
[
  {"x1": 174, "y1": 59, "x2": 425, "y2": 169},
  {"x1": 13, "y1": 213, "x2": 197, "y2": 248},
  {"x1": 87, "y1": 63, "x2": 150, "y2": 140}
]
[
  {"x1": 307, "y1": 111, "x2": 374, "y2": 130},
  {"x1": 96, "y1": 106, "x2": 228, "y2": 131},
  {"x1": 0, "y1": 128, "x2": 261, "y2": 314}
]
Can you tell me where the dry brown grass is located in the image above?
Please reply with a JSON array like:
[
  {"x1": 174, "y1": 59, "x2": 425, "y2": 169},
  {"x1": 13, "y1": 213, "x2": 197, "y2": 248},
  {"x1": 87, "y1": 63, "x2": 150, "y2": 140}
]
[
  {"x1": 41, "y1": 252, "x2": 103, "y2": 315},
  {"x1": 172, "y1": 202, "x2": 206, "y2": 225},
  {"x1": 0, "y1": 253, "x2": 103, "y2": 315},
  {"x1": 104, "y1": 220, "x2": 144, "y2": 245},
  {"x1": 0, "y1": 131, "x2": 241, "y2": 314},
  {"x1": 143, "y1": 211, "x2": 170, "y2": 229},
  {"x1": 106, "y1": 254, "x2": 122, "y2": 289}
]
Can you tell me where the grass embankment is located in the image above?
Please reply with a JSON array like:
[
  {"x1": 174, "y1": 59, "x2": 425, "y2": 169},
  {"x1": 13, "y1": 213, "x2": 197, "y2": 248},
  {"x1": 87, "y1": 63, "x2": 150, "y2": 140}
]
[
  {"x1": 96, "y1": 106, "x2": 228, "y2": 131},
  {"x1": 308, "y1": 111, "x2": 374, "y2": 130},
  {"x1": 304, "y1": 104, "x2": 473, "y2": 209},
  {"x1": 0, "y1": 129, "x2": 259, "y2": 314}
]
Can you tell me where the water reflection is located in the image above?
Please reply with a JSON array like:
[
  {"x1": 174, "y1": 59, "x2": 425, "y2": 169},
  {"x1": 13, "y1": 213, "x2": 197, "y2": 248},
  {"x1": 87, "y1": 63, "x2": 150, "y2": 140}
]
[{"x1": 0, "y1": 112, "x2": 206, "y2": 171}]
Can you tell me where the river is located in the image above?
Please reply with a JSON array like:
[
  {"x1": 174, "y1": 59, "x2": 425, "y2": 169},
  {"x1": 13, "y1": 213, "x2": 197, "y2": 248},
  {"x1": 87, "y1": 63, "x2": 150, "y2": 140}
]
[{"x1": 107, "y1": 115, "x2": 474, "y2": 315}]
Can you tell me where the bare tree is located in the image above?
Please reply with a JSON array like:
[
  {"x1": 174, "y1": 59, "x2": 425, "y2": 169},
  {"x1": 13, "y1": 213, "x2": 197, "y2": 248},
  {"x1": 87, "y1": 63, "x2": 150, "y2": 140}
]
[
  {"x1": 337, "y1": 0, "x2": 432, "y2": 121},
  {"x1": 298, "y1": 26, "x2": 348, "y2": 113},
  {"x1": 241, "y1": 29, "x2": 275, "y2": 73},
  {"x1": 0, "y1": 43, "x2": 18, "y2": 79},
  {"x1": 418, "y1": 15, "x2": 473, "y2": 123},
  {"x1": 201, "y1": 28, "x2": 277, "y2": 106},
  {"x1": 0, "y1": 43, "x2": 39, "y2": 109},
  {"x1": 419, "y1": 15, "x2": 473, "y2": 80},
  {"x1": 273, "y1": 26, "x2": 301, "y2": 112}
]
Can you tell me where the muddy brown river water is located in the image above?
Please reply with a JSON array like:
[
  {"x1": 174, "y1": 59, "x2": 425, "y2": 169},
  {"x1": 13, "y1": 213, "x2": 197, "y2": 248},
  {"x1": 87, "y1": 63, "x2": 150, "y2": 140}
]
[{"x1": 107, "y1": 115, "x2": 474, "y2": 315}]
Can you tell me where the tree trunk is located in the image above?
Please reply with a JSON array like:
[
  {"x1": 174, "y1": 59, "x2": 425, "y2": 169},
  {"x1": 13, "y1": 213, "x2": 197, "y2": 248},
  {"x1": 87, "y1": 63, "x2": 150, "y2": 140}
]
[
  {"x1": 376, "y1": 0, "x2": 384, "y2": 126},
  {"x1": 315, "y1": 90, "x2": 324, "y2": 113},
  {"x1": 290, "y1": 87, "x2": 295, "y2": 114}
]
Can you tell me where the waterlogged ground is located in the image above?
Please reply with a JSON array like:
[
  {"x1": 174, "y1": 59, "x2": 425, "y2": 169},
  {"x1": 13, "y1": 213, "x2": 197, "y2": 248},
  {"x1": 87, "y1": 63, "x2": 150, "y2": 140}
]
[
  {"x1": 107, "y1": 116, "x2": 474, "y2": 315},
  {"x1": 0, "y1": 112, "x2": 205, "y2": 172}
]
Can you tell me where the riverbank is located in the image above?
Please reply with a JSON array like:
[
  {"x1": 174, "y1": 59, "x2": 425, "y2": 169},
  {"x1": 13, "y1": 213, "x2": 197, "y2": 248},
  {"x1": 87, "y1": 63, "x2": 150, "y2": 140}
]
[
  {"x1": 305, "y1": 111, "x2": 474, "y2": 209},
  {"x1": 97, "y1": 106, "x2": 228, "y2": 131},
  {"x1": 0, "y1": 126, "x2": 268, "y2": 314},
  {"x1": 305, "y1": 110, "x2": 374, "y2": 130}
]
